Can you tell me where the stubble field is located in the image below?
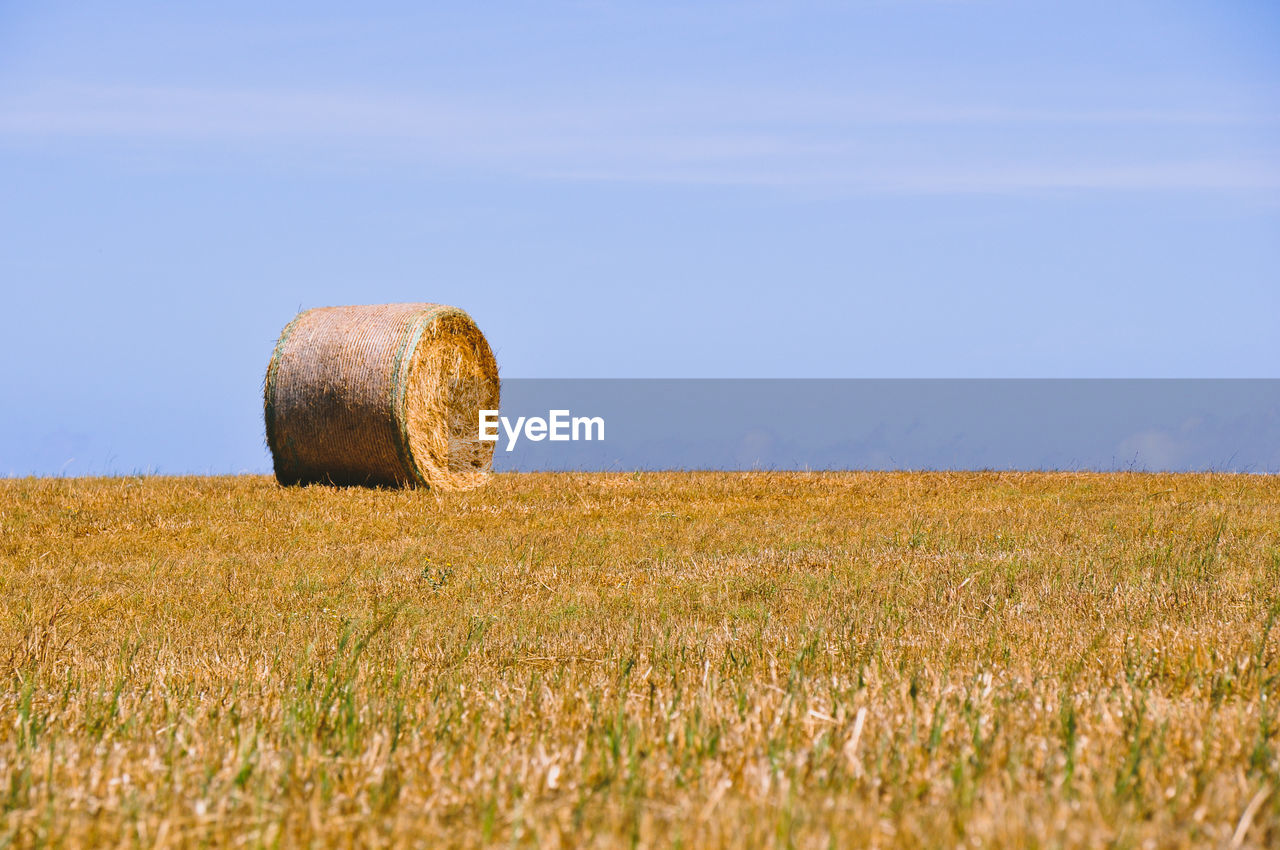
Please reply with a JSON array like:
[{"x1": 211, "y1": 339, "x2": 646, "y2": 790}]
[{"x1": 1, "y1": 471, "x2": 1277, "y2": 848}]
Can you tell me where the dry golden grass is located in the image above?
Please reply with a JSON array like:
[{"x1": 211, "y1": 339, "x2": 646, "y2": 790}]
[{"x1": 1, "y1": 471, "x2": 1277, "y2": 848}]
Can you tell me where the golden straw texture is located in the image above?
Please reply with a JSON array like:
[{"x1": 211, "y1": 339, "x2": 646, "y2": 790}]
[{"x1": 264, "y1": 303, "x2": 498, "y2": 489}]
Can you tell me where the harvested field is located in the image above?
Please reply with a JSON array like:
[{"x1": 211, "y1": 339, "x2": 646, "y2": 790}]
[{"x1": 0, "y1": 472, "x2": 1277, "y2": 848}]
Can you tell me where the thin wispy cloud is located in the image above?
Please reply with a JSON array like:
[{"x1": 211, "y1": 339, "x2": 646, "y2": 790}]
[
  {"x1": 541, "y1": 162, "x2": 1280, "y2": 193},
  {"x1": 4, "y1": 83, "x2": 1276, "y2": 134},
  {"x1": 2, "y1": 83, "x2": 1277, "y2": 194}
]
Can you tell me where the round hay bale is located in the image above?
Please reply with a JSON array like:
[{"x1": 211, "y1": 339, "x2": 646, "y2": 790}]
[{"x1": 264, "y1": 303, "x2": 499, "y2": 489}]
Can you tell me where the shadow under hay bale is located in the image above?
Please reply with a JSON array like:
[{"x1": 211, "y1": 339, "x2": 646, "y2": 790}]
[{"x1": 264, "y1": 303, "x2": 499, "y2": 489}]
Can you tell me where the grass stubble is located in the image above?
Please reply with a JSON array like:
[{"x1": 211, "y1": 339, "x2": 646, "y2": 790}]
[{"x1": 0, "y1": 471, "x2": 1277, "y2": 848}]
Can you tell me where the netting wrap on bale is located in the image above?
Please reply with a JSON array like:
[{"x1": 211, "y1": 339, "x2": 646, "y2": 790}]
[{"x1": 264, "y1": 303, "x2": 499, "y2": 489}]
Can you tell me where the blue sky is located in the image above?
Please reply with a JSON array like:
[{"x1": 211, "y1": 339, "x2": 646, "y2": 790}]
[{"x1": 2, "y1": 1, "x2": 1278, "y2": 475}]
